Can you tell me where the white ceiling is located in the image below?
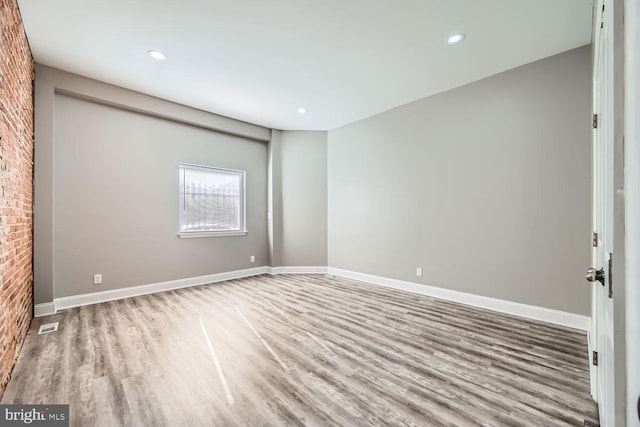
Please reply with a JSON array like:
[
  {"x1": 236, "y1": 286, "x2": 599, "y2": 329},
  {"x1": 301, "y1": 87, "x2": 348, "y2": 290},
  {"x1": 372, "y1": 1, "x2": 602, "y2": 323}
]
[{"x1": 18, "y1": 0, "x2": 593, "y2": 131}]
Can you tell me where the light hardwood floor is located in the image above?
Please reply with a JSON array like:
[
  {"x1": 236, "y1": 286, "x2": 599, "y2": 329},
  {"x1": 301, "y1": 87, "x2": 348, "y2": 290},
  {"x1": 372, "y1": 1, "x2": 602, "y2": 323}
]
[{"x1": 2, "y1": 274, "x2": 599, "y2": 426}]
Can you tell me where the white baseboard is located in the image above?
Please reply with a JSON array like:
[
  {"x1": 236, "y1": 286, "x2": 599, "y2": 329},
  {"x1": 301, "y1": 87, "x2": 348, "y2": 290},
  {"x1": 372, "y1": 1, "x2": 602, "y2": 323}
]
[
  {"x1": 34, "y1": 266, "x2": 268, "y2": 317},
  {"x1": 327, "y1": 267, "x2": 590, "y2": 331},
  {"x1": 267, "y1": 266, "x2": 328, "y2": 275},
  {"x1": 34, "y1": 265, "x2": 590, "y2": 332},
  {"x1": 34, "y1": 302, "x2": 56, "y2": 317}
]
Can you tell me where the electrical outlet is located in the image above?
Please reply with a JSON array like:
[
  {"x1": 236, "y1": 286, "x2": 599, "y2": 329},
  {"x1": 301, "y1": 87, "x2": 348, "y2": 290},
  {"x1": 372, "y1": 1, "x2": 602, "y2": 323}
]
[
  {"x1": 250, "y1": 256, "x2": 255, "y2": 263},
  {"x1": 416, "y1": 267, "x2": 423, "y2": 277},
  {"x1": 93, "y1": 274, "x2": 102, "y2": 285}
]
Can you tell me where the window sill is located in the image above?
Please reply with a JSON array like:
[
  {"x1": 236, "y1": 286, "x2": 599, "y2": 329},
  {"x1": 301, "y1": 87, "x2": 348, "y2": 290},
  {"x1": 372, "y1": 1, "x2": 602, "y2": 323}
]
[{"x1": 178, "y1": 231, "x2": 248, "y2": 239}]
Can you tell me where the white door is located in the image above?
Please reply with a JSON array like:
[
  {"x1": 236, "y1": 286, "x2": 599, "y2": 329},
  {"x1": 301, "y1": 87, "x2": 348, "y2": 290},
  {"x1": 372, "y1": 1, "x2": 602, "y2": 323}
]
[{"x1": 589, "y1": 0, "x2": 616, "y2": 425}]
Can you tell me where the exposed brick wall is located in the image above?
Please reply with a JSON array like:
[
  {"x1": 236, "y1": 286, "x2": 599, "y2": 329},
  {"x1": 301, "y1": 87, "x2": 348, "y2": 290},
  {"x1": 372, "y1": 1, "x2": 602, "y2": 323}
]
[{"x1": 0, "y1": 0, "x2": 33, "y2": 399}]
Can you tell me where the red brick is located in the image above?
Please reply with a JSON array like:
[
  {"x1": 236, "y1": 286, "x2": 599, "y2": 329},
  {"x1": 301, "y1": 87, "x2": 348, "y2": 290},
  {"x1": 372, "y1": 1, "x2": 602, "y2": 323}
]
[{"x1": 0, "y1": 0, "x2": 34, "y2": 400}]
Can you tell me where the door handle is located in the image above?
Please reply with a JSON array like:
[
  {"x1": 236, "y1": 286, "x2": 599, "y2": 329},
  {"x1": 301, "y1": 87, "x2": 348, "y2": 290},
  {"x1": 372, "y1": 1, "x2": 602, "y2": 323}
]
[{"x1": 586, "y1": 267, "x2": 605, "y2": 286}]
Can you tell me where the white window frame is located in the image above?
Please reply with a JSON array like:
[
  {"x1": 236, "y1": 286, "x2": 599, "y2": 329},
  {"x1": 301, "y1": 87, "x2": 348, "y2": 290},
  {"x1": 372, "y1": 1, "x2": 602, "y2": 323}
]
[{"x1": 178, "y1": 163, "x2": 247, "y2": 238}]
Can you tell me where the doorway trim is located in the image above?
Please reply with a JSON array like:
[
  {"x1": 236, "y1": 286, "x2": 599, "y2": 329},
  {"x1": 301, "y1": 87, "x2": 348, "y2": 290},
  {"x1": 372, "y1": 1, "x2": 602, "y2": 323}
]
[{"x1": 624, "y1": 1, "x2": 640, "y2": 424}]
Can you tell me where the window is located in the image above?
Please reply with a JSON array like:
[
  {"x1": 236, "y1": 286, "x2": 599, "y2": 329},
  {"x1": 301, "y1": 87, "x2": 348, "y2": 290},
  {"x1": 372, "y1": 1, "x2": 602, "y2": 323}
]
[{"x1": 178, "y1": 163, "x2": 246, "y2": 237}]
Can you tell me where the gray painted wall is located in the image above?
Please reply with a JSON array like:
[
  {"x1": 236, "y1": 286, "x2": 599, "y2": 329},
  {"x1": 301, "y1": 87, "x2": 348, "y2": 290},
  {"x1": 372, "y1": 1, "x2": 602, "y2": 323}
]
[
  {"x1": 34, "y1": 65, "x2": 269, "y2": 302},
  {"x1": 279, "y1": 131, "x2": 327, "y2": 266},
  {"x1": 267, "y1": 130, "x2": 328, "y2": 267},
  {"x1": 267, "y1": 130, "x2": 284, "y2": 267},
  {"x1": 327, "y1": 46, "x2": 592, "y2": 315}
]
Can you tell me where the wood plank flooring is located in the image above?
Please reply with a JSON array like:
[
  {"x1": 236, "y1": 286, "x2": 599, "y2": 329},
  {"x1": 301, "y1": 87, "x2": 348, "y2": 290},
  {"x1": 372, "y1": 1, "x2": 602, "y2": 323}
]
[{"x1": 2, "y1": 274, "x2": 599, "y2": 426}]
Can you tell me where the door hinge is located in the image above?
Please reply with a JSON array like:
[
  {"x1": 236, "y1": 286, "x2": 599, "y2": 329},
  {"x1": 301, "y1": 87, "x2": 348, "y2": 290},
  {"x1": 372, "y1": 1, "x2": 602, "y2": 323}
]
[
  {"x1": 592, "y1": 232, "x2": 598, "y2": 247},
  {"x1": 592, "y1": 350, "x2": 599, "y2": 366},
  {"x1": 593, "y1": 113, "x2": 598, "y2": 129},
  {"x1": 608, "y1": 253, "x2": 613, "y2": 298}
]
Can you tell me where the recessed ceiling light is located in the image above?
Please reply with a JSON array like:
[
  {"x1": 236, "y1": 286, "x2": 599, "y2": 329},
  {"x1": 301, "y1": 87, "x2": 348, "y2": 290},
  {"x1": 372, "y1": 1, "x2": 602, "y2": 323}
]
[
  {"x1": 297, "y1": 107, "x2": 309, "y2": 114},
  {"x1": 147, "y1": 50, "x2": 167, "y2": 60},
  {"x1": 446, "y1": 33, "x2": 466, "y2": 46}
]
